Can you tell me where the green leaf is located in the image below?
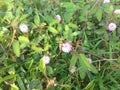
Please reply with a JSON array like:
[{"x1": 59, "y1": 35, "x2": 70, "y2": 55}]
[
  {"x1": 65, "y1": 25, "x2": 69, "y2": 31},
  {"x1": 93, "y1": 40, "x2": 102, "y2": 50},
  {"x1": 34, "y1": 36, "x2": 43, "y2": 45},
  {"x1": 17, "y1": 76, "x2": 26, "y2": 90},
  {"x1": 57, "y1": 24, "x2": 62, "y2": 32},
  {"x1": 28, "y1": 79, "x2": 42, "y2": 89},
  {"x1": 85, "y1": 80, "x2": 95, "y2": 90},
  {"x1": 79, "y1": 66, "x2": 86, "y2": 79},
  {"x1": 47, "y1": 66, "x2": 53, "y2": 75},
  {"x1": 79, "y1": 54, "x2": 98, "y2": 74},
  {"x1": 34, "y1": 14, "x2": 40, "y2": 26},
  {"x1": 104, "y1": 4, "x2": 114, "y2": 14},
  {"x1": 48, "y1": 26, "x2": 58, "y2": 34},
  {"x1": 20, "y1": 14, "x2": 29, "y2": 21},
  {"x1": 28, "y1": 59, "x2": 33, "y2": 70},
  {"x1": 72, "y1": 31, "x2": 82, "y2": 36},
  {"x1": 69, "y1": 53, "x2": 78, "y2": 69},
  {"x1": 3, "y1": 12, "x2": 13, "y2": 20},
  {"x1": 64, "y1": 25, "x2": 73, "y2": 41},
  {"x1": 96, "y1": 8, "x2": 102, "y2": 21},
  {"x1": 68, "y1": 23, "x2": 77, "y2": 29},
  {"x1": 64, "y1": 12, "x2": 73, "y2": 23},
  {"x1": 44, "y1": 44, "x2": 51, "y2": 51},
  {"x1": 62, "y1": 2, "x2": 78, "y2": 12},
  {"x1": 94, "y1": 29, "x2": 104, "y2": 35},
  {"x1": 18, "y1": 36, "x2": 29, "y2": 43},
  {"x1": 40, "y1": 0, "x2": 45, "y2": 5},
  {"x1": 0, "y1": 74, "x2": 17, "y2": 83},
  {"x1": 31, "y1": 45, "x2": 43, "y2": 53},
  {"x1": 39, "y1": 59, "x2": 46, "y2": 75},
  {"x1": 18, "y1": 36, "x2": 29, "y2": 48},
  {"x1": 84, "y1": 34, "x2": 89, "y2": 47},
  {"x1": 62, "y1": 2, "x2": 78, "y2": 23},
  {"x1": 8, "y1": 67, "x2": 15, "y2": 74},
  {"x1": 0, "y1": 31, "x2": 4, "y2": 37},
  {"x1": 12, "y1": 41, "x2": 20, "y2": 57},
  {"x1": 11, "y1": 84, "x2": 19, "y2": 90},
  {"x1": 15, "y1": 6, "x2": 22, "y2": 17},
  {"x1": 49, "y1": 19, "x2": 58, "y2": 26}
]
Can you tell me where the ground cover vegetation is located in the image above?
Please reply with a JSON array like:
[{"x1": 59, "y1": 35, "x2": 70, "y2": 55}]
[{"x1": 0, "y1": 0, "x2": 120, "y2": 90}]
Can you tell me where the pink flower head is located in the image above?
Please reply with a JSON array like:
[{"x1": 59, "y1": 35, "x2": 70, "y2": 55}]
[
  {"x1": 61, "y1": 42, "x2": 72, "y2": 53},
  {"x1": 114, "y1": 9, "x2": 120, "y2": 14},
  {"x1": 19, "y1": 23, "x2": 28, "y2": 33},
  {"x1": 108, "y1": 23, "x2": 117, "y2": 31},
  {"x1": 87, "y1": 58, "x2": 92, "y2": 64},
  {"x1": 103, "y1": 0, "x2": 110, "y2": 3},
  {"x1": 42, "y1": 55, "x2": 50, "y2": 64},
  {"x1": 55, "y1": 14, "x2": 61, "y2": 21}
]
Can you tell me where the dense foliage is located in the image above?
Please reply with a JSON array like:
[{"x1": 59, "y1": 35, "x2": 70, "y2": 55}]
[{"x1": 0, "y1": 0, "x2": 120, "y2": 90}]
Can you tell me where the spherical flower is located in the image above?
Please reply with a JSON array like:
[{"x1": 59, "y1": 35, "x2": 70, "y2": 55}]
[
  {"x1": 103, "y1": 0, "x2": 110, "y2": 3},
  {"x1": 69, "y1": 66, "x2": 76, "y2": 73},
  {"x1": 19, "y1": 23, "x2": 28, "y2": 33},
  {"x1": 114, "y1": 9, "x2": 120, "y2": 14},
  {"x1": 42, "y1": 55, "x2": 50, "y2": 64},
  {"x1": 87, "y1": 58, "x2": 92, "y2": 64},
  {"x1": 61, "y1": 42, "x2": 72, "y2": 53},
  {"x1": 108, "y1": 23, "x2": 117, "y2": 31},
  {"x1": 55, "y1": 14, "x2": 61, "y2": 21}
]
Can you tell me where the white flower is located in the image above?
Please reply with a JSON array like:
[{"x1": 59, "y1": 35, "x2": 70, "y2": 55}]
[
  {"x1": 55, "y1": 14, "x2": 61, "y2": 21},
  {"x1": 103, "y1": 0, "x2": 110, "y2": 3},
  {"x1": 61, "y1": 42, "x2": 72, "y2": 53},
  {"x1": 19, "y1": 24, "x2": 28, "y2": 33},
  {"x1": 114, "y1": 9, "x2": 120, "y2": 14},
  {"x1": 69, "y1": 66, "x2": 76, "y2": 73},
  {"x1": 108, "y1": 23, "x2": 117, "y2": 31},
  {"x1": 42, "y1": 55, "x2": 50, "y2": 64},
  {"x1": 87, "y1": 58, "x2": 92, "y2": 64}
]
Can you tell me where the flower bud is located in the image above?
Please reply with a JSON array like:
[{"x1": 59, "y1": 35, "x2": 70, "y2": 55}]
[{"x1": 55, "y1": 14, "x2": 61, "y2": 21}]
